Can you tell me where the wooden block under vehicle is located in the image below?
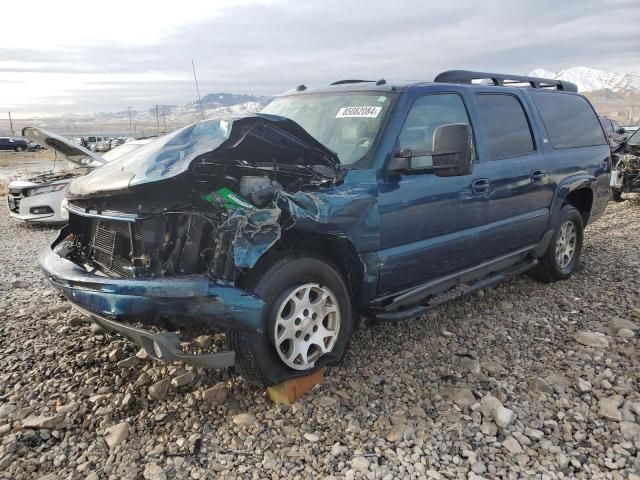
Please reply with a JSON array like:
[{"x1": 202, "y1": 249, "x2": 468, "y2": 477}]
[{"x1": 267, "y1": 369, "x2": 325, "y2": 404}]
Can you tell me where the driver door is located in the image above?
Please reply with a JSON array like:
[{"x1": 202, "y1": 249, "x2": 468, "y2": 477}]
[{"x1": 377, "y1": 92, "x2": 490, "y2": 295}]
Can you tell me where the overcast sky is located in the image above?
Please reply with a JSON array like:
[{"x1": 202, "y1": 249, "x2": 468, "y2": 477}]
[{"x1": 2, "y1": 0, "x2": 639, "y2": 117}]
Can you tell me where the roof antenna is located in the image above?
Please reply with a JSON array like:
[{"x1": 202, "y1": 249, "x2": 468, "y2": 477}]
[{"x1": 191, "y1": 60, "x2": 205, "y2": 120}]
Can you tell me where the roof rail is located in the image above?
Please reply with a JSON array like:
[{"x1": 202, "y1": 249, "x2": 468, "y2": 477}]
[{"x1": 434, "y1": 70, "x2": 578, "y2": 93}]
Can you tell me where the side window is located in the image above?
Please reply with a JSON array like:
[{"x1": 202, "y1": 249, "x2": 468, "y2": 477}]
[
  {"x1": 398, "y1": 93, "x2": 472, "y2": 168},
  {"x1": 612, "y1": 120, "x2": 621, "y2": 132},
  {"x1": 603, "y1": 119, "x2": 613, "y2": 134},
  {"x1": 475, "y1": 94, "x2": 534, "y2": 160},
  {"x1": 529, "y1": 91, "x2": 606, "y2": 148}
]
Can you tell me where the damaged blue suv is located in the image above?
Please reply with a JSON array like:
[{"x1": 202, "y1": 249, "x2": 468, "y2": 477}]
[{"x1": 33, "y1": 71, "x2": 611, "y2": 387}]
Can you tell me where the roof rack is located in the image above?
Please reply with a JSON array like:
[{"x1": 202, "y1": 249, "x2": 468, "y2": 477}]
[
  {"x1": 434, "y1": 70, "x2": 578, "y2": 93},
  {"x1": 330, "y1": 79, "x2": 387, "y2": 86}
]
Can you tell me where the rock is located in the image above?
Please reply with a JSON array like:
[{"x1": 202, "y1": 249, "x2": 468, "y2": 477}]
[
  {"x1": 385, "y1": 424, "x2": 415, "y2": 442},
  {"x1": 0, "y1": 453, "x2": 14, "y2": 470},
  {"x1": 108, "y1": 348, "x2": 125, "y2": 362},
  {"x1": 574, "y1": 377, "x2": 592, "y2": 393},
  {"x1": 480, "y1": 394, "x2": 514, "y2": 428},
  {"x1": 502, "y1": 436, "x2": 523, "y2": 454},
  {"x1": 620, "y1": 421, "x2": 640, "y2": 439},
  {"x1": 0, "y1": 404, "x2": 16, "y2": 418},
  {"x1": 493, "y1": 405, "x2": 515, "y2": 428},
  {"x1": 148, "y1": 379, "x2": 171, "y2": 401},
  {"x1": 171, "y1": 371, "x2": 195, "y2": 388},
  {"x1": 408, "y1": 405, "x2": 427, "y2": 418},
  {"x1": 55, "y1": 401, "x2": 80, "y2": 414},
  {"x1": 104, "y1": 422, "x2": 130, "y2": 449},
  {"x1": 574, "y1": 331, "x2": 609, "y2": 348},
  {"x1": 304, "y1": 432, "x2": 320, "y2": 442},
  {"x1": 617, "y1": 328, "x2": 634, "y2": 338},
  {"x1": 90, "y1": 323, "x2": 105, "y2": 335},
  {"x1": 460, "y1": 358, "x2": 481, "y2": 375},
  {"x1": 351, "y1": 456, "x2": 370, "y2": 473},
  {"x1": 529, "y1": 377, "x2": 554, "y2": 395},
  {"x1": 22, "y1": 414, "x2": 64, "y2": 429},
  {"x1": 195, "y1": 335, "x2": 212, "y2": 349},
  {"x1": 202, "y1": 383, "x2": 228, "y2": 405},
  {"x1": 599, "y1": 397, "x2": 622, "y2": 421},
  {"x1": 611, "y1": 317, "x2": 638, "y2": 330},
  {"x1": 136, "y1": 348, "x2": 149, "y2": 360},
  {"x1": 524, "y1": 427, "x2": 544, "y2": 440},
  {"x1": 481, "y1": 420, "x2": 497, "y2": 436},
  {"x1": 232, "y1": 413, "x2": 257, "y2": 426},
  {"x1": 143, "y1": 463, "x2": 167, "y2": 480},
  {"x1": 544, "y1": 373, "x2": 572, "y2": 393},
  {"x1": 445, "y1": 387, "x2": 476, "y2": 408},
  {"x1": 313, "y1": 395, "x2": 337, "y2": 407},
  {"x1": 117, "y1": 356, "x2": 140, "y2": 368}
]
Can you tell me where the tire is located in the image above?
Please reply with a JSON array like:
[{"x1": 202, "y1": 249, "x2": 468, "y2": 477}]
[
  {"x1": 15, "y1": 146, "x2": 25, "y2": 152},
  {"x1": 227, "y1": 254, "x2": 354, "y2": 387},
  {"x1": 530, "y1": 204, "x2": 584, "y2": 283},
  {"x1": 611, "y1": 189, "x2": 624, "y2": 202}
]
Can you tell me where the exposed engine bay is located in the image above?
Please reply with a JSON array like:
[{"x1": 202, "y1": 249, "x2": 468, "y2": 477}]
[
  {"x1": 611, "y1": 129, "x2": 640, "y2": 199},
  {"x1": 54, "y1": 114, "x2": 346, "y2": 284}
]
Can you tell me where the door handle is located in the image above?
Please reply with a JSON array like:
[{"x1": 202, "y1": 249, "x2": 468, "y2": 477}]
[
  {"x1": 471, "y1": 178, "x2": 490, "y2": 195},
  {"x1": 530, "y1": 169, "x2": 547, "y2": 183}
]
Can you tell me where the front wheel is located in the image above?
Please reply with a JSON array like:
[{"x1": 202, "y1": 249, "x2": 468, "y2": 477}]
[
  {"x1": 227, "y1": 255, "x2": 354, "y2": 387},
  {"x1": 611, "y1": 189, "x2": 624, "y2": 202},
  {"x1": 530, "y1": 204, "x2": 584, "y2": 283},
  {"x1": 15, "y1": 146, "x2": 25, "y2": 152}
]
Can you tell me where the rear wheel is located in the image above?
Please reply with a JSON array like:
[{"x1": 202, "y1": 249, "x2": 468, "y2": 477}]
[
  {"x1": 530, "y1": 204, "x2": 584, "y2": 283},
  {"x1": 15, "y1": 146, "x2": 25, "y2": 152},
  {"x1": 227, "y1": 255, "x2": 354, "y2": 387}
]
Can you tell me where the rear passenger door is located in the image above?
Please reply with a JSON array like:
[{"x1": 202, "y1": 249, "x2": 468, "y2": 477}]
[{"x1": 471, "y1": 92, "x2": 553, "y2": 257}]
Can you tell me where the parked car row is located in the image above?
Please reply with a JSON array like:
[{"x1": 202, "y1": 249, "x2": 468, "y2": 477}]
[
  {"x1": 6, "y1": 137, "x2": 156, "y2": 223},
  {"x1": 0, "y1": 136, "x2": 43, "y2": 152},
  {"x1": 14, "y1": 69, "x2": 617, "y2": 388}
]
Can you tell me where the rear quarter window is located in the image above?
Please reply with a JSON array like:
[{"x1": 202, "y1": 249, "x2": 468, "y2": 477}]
[{"x1": 530, "y1": 91, "x2": 606, "y2": 149}]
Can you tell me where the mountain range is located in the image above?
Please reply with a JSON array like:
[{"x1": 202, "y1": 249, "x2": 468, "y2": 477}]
[{"x1": 528, "y1": 67, "x2": 640, "y2": 94}]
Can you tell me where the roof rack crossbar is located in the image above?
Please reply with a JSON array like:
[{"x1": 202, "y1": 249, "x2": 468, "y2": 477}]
[
  {"x1": 330, "y1": 79, "x2": 376, "y2": 86},
  {"x1": 434, "y1": 70, "x2": 578, "y2": 93}
]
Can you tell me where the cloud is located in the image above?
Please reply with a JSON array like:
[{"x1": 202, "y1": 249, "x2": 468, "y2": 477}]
[{"x1": 2, "y1": 0, "x2": 639, "y2": 115}]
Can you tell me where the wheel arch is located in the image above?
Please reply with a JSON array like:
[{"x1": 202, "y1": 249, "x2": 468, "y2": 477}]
[{"x1": 550, "y1": 175, "x2": 596, "y2": 228}]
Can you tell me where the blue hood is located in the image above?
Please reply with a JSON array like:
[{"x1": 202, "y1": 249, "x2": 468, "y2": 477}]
[{"x1": 67, "y1": 113, "x2": 340, "y2": 200}]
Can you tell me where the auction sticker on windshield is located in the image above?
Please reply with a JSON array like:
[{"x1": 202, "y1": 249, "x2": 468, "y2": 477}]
[{"x1": 335, "y1": 106, "x2": 382, "y2": 118}]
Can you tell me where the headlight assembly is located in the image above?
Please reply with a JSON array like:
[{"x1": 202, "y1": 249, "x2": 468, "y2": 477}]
[{"x1": 28, "y1": 183, "x2": 67, "y2": 197}]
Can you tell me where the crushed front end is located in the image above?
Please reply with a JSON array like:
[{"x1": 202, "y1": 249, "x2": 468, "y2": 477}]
[{"x1": 39, "y1": 114, "x2": 341, "y2": 368}]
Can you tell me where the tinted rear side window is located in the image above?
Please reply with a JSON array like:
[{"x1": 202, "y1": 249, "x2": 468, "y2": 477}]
[
  {"x1": 475, "y1": 94, "x2": 534, "y2": 159},
  {"x1": 530, "y1": 91, "x2": 606, "y2": 148}
]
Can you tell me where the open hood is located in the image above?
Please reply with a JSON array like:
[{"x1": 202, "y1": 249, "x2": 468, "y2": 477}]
[
  {"x1": 67, "y1": 114, "x2": 340, "y2": 200},
  {"x1": 22, "y1": 127, "x2": 106, "y2": 166}
]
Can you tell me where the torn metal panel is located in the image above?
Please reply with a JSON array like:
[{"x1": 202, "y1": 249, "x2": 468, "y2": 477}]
[{"x1": 224, "y1": 207, "x2": 282, "y2": 268}]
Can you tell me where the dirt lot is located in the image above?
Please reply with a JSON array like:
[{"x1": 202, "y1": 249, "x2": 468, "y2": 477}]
[{"x1": 0, "y1": 195, "x2": 639, "y2": 480}]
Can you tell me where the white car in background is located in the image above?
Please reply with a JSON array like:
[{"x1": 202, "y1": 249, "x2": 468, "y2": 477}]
[{"x1": 7, "y1": 129, "x2": 155, "y2": 224}]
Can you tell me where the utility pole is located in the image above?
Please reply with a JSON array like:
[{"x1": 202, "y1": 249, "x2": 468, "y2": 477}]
[
  {"x1": 192, "y1": 60, "x2": 205, "y2": 120},
  {"x1": 127, "y1": 106, "x2": 132, "y2": 130},
  {"x1": 155, "y1": 104, "x2": 160, "y2": 133},
  {"x1": 8, "y1": 112, "x2": 14, "y2": 136},
  {"x1": 162, "y1": 106, "x2": 167, "y2": 133}
]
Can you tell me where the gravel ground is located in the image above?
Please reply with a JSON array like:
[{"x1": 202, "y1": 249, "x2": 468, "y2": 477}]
[{"x1": 0, "y1": 197, "x2": 639, "y2": 480}]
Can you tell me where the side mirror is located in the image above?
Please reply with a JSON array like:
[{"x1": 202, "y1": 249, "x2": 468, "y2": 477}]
[
  {"x1": 431, "y1": 123, "x2": 473, "y2": 177},
  {"x1": 388, "y1": 123, "x2": 473, "y2": 176},
  {"x1": 618, "y1": 128, "x2": 626, "y2": 134}
]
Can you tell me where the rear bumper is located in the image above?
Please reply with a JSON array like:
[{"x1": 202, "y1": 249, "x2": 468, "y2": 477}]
[{"x1": 39, "y1": 232, "x2": 266, "y2": 367}]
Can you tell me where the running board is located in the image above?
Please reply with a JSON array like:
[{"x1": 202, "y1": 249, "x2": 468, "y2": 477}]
[{"x1": 370, "y1": 258, "x2": 538, "y2": 322}]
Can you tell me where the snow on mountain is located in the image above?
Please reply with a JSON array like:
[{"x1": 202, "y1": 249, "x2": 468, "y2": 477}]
[{"x1": 527, "y1": 67, "x2": 640, "y2": 93}]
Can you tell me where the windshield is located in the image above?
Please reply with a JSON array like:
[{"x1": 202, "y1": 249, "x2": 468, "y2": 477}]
[
  {"x1": 262, "y1": 91, "x2": 396, "y2": 167},
  {"x1": 628, "y1": 128, "x2": 640, "y2": 146}
]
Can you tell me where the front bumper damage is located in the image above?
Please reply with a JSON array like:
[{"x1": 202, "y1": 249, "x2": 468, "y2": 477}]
[{"x1": 40, "y1": 234, "x2": 266, "y2": 368}]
